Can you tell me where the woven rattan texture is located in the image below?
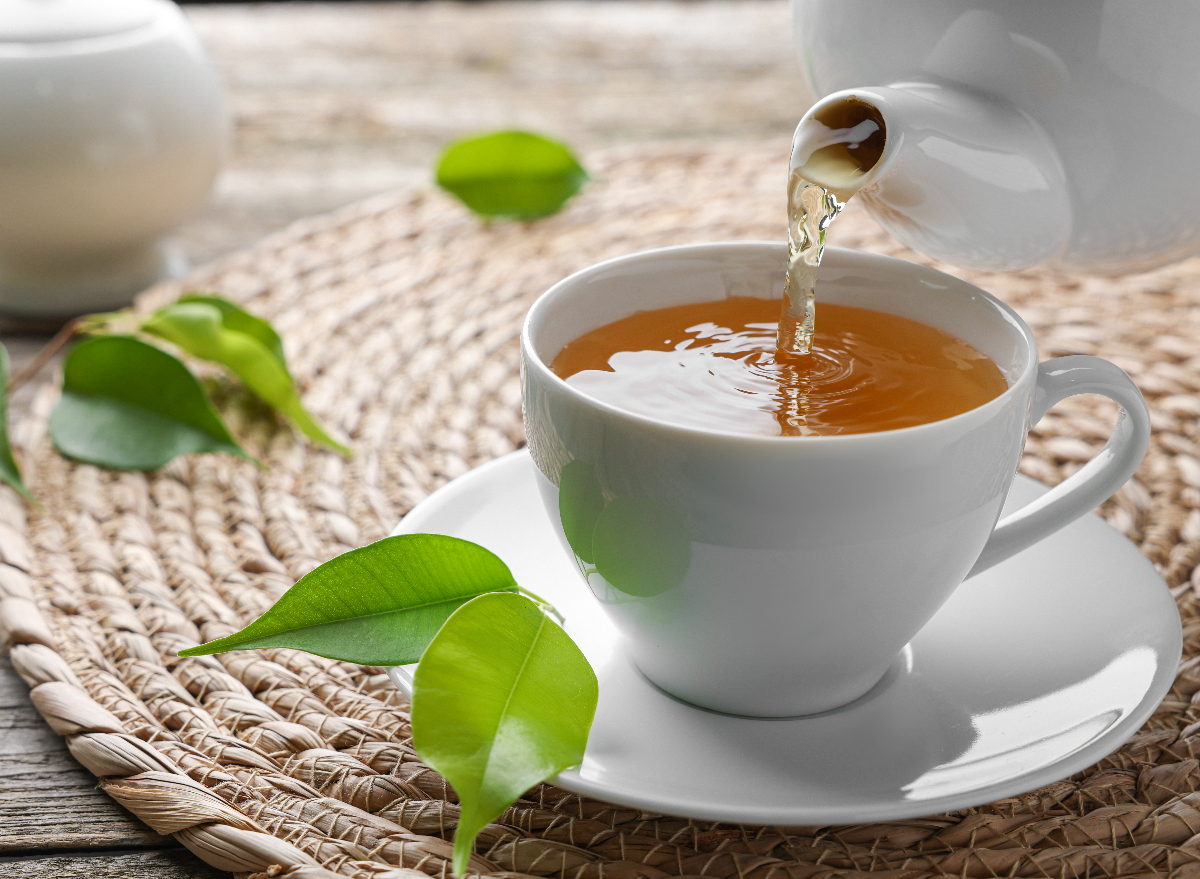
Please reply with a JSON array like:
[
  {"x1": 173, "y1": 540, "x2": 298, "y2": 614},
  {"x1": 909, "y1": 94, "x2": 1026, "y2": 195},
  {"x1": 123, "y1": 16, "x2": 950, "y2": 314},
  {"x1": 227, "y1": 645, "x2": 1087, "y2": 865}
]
[{"x1": 4, "y1": 141, "x2": 1200, "y2": 879}]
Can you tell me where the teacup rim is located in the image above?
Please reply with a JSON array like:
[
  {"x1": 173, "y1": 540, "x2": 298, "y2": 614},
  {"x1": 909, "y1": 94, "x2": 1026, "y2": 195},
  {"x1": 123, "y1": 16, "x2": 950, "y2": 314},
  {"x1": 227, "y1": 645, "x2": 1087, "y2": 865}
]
[{"x1": 521, "y1": 241, "x2": 1039, "y2": 445}]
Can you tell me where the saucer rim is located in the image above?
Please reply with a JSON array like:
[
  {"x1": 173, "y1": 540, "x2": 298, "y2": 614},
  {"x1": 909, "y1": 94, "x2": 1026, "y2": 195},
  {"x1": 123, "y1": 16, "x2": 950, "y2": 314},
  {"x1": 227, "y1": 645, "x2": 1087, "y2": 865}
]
[{"x1": 390, "y1": 450, "x2": 1182, "y2": 825}]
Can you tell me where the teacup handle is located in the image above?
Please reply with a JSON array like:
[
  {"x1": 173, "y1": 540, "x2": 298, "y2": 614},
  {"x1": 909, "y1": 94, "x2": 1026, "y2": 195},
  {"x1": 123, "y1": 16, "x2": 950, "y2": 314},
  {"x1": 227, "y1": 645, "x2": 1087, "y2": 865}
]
[{"x1": 969, "y1": 355, "x2": 1151, "y2": 578}]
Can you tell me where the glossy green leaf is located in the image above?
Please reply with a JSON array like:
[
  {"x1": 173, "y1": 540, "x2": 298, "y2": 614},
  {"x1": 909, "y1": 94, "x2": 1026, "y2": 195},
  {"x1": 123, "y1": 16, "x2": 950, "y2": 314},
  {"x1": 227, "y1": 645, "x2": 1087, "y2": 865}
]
[
  {"x1": 412, "y1": 592, "x2": 597, "y2": 875},
  {"x1": 143, "y1": 301, "x2": 350, "y2": 455},
  {"x1": 50, "y1": 335, "x2": 250, "y2": 471},
  {"x1": 436, "y1": 130, "x2": 589, "y2": 219},
  {"x1": 179, "y1": 534, "x2": 519, "y2": 665},
  {"x1": 0, "y1": 344, "x2": 31, "y2": 501},
  {"x1": 558, "y1": 459, "x2": 605, "y2": 564},
  {"x1": 592, "y1": 496, "x2": 691, "y2": 597},
  {"x1": 179, "y1": 293, "x2": 289, "y2": 372}
]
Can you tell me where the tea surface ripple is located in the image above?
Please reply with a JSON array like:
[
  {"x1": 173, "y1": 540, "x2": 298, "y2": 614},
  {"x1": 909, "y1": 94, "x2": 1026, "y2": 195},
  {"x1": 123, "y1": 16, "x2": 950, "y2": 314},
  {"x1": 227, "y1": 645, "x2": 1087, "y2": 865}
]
[{"x1": 552, "y1": 298, "x2": 1008, "y2": 437}]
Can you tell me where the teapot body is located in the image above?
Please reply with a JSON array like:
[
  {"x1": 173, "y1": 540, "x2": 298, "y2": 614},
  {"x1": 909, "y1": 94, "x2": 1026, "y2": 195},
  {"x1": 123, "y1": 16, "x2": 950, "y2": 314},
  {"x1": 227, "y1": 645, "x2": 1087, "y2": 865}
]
[
  {"x1": 0, "y1": 0, "x2": 226, "y2": 316},
  {"x1": 794, "y1": 0, "x2": 1200, "y2": 274}
]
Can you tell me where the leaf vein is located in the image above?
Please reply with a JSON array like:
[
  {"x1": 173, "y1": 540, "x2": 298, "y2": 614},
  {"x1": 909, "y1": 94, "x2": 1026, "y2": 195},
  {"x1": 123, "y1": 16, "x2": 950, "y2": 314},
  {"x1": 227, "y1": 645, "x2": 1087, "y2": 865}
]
[{"x1": 477, "y1": 612, "x2": 548, "y2": 791}]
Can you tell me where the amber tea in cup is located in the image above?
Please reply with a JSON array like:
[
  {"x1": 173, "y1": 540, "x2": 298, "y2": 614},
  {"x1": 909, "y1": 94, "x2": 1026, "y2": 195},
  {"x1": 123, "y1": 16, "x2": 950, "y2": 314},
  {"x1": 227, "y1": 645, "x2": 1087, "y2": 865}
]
[{"x1": 550, "y1": 297, "x2": 1008, "y2": 437}]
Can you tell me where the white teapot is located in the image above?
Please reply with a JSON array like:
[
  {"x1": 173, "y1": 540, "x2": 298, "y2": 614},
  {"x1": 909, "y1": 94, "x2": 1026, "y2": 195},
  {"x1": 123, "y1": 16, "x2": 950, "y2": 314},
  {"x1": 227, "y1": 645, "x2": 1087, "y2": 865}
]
[
  {"x1": 0, "y1": 0, "x2": 226, "y2": 316},
  {"x1": 792, "y1": 0, "x2": 1200, "y2": 274}
]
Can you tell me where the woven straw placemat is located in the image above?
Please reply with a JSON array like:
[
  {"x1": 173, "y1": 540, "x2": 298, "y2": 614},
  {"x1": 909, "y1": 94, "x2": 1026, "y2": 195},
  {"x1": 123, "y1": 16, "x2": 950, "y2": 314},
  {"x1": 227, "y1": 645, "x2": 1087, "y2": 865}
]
[{"x1": 4, "y1": 140, "x2": 1200, "y2": 879}]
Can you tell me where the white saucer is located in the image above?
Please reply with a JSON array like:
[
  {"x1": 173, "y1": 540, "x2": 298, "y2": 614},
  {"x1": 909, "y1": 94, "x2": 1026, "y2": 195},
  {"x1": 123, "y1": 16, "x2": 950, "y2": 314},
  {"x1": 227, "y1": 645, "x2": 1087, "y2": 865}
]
[{"x1": 388, "y1": 451, "x2": 1181, "y2": 826}]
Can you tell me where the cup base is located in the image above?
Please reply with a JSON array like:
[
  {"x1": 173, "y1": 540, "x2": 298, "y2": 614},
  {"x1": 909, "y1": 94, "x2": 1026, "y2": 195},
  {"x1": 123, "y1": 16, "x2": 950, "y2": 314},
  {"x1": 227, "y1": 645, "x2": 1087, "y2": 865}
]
[{"x1": 631, "y1": 650, "x2": 896, "y2": 719}]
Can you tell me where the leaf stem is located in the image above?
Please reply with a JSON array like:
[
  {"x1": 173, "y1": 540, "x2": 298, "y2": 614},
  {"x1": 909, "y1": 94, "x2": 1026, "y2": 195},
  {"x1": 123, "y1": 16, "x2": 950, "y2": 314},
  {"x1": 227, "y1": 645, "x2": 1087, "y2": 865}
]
[
  {"x1": 8, "y1": 317, "x2": 82, "y2": 393},
  {"x1": 516, "y1": 586, "x2": 565, "y2": 624}
]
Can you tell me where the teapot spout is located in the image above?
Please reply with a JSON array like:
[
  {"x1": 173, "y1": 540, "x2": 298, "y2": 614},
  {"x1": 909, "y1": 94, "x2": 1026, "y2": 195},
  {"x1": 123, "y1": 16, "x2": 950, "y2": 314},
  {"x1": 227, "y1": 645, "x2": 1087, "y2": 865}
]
[{"x1": 793, "y1": 83, "x2": 1071, "y2": 272}]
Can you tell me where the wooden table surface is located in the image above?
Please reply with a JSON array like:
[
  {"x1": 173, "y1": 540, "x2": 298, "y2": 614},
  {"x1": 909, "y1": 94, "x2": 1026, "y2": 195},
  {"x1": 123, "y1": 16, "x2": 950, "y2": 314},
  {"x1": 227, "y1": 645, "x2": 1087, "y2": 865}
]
[{"x1": 0, "y1": 2, "x2": 804, "y2": 875}]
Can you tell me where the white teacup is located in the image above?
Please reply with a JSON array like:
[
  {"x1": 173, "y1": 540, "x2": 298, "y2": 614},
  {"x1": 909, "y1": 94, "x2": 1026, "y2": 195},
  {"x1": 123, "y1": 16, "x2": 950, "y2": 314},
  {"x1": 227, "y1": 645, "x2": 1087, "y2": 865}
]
[{"x1": 521, "y1": 243, "x2": 1150, "y2": 717}]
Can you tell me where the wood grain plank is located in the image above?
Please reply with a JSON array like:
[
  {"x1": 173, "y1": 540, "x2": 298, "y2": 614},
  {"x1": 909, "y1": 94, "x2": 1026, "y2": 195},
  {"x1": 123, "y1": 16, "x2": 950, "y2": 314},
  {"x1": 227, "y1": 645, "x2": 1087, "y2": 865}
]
[
  {"x1": 0, "y1": 849, "x2": 230, "y2": 879},
  {"x1": 0, "y1": 655, "x2": 169, "y2": 852}
]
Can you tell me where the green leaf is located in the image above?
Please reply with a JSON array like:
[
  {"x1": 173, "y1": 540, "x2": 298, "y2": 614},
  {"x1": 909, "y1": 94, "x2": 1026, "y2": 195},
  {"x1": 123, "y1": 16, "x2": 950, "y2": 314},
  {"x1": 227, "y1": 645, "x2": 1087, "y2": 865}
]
[
  {"x1": 558, "y1": 459, "x2": 605, "y2": 564},
  {"x1": 179, "y1": 534, "x2": 519, "y2": 665},
  {"x1": 0, "y1": 345, "x2": 32, "y2": 501},
  {"x1": 179, "y1": 294, "x2": 289, "y2": 373},
  {"x1": 412, "y1": 592, "x2": 597, "y2": 875},
  {"x1": 50, "y1": 335, "x2": 250, "y2": 471},
  {"x1": 592, "y1": 496, "x2": 691, "y2": 597},
  {"x1": 436, "y1": 130, "x2": 589, "y2": 219},
  {"x1": 143, "y1": 301, "x2": 350, "y2": 455}
]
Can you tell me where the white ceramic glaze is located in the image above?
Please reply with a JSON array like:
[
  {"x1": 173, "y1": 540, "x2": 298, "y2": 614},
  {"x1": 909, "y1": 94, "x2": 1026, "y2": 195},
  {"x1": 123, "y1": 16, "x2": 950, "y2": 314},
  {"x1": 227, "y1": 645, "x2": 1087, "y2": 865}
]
[
  {"x1": 791, "y1": 1, "x2": 1200, "y2": 273},
  {"x1": 0, "y1": 0, "x2": 226, "y2": 316},
  {"x1": 388, "y1": 451, "x2": 1181, "y2": 824},
  {"x1": 521, "y1": 243, "x2": 1150, "y2": 717}
]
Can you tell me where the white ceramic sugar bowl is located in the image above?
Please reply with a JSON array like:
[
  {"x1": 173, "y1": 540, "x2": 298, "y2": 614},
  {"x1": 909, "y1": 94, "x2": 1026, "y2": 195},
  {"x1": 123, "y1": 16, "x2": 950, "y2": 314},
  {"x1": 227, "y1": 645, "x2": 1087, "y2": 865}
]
[{"x1": 0, "y1": 0, "x2": 227, "y2": 317}]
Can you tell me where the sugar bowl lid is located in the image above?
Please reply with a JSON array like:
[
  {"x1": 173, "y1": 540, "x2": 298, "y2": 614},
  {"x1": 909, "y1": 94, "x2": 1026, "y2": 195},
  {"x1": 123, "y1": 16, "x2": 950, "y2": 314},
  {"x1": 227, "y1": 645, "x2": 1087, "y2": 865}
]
[{"x1": 0, "y1": 0, "x2": 164, "y2": 44}]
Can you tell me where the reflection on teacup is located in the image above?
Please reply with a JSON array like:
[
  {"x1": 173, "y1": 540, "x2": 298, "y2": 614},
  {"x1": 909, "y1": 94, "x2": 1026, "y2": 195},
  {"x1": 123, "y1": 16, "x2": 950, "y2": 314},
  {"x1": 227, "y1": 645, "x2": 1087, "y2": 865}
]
[
  {"x1": 522, "y1": 243, "x2": 1150, "y2": 717},
  {"x1": 559, "y1": 459, "x2": 689, "y2": 600}
]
